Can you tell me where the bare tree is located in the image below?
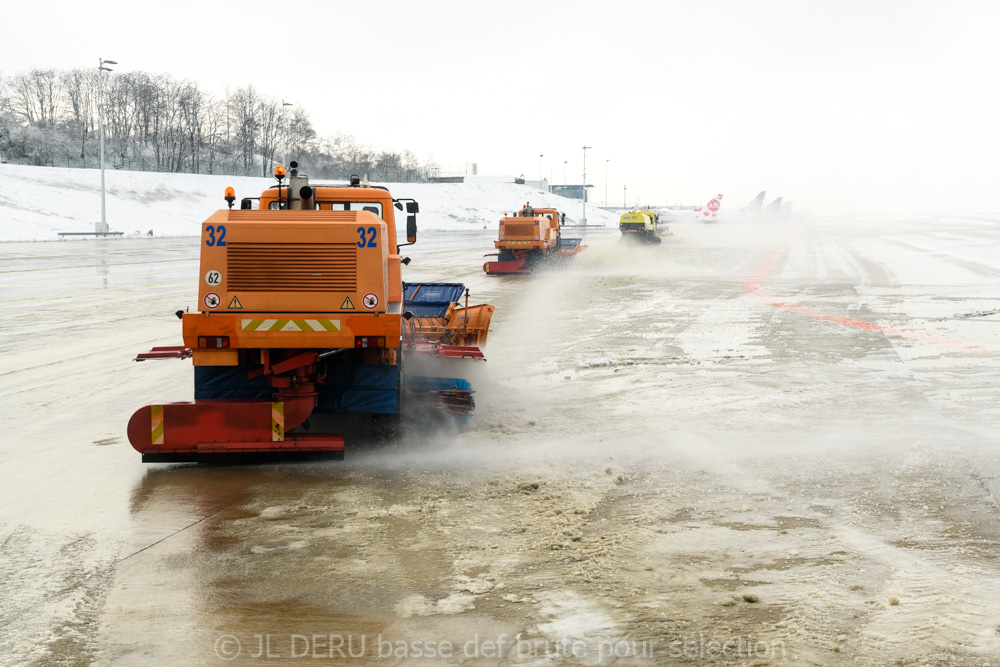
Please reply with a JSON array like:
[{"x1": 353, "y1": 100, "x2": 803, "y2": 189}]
[
  {"x1": 0, "y1": 67, "x2": 432, "y2": 180},
  {"x1": 346, "y1": 141, "x2": 375, "y2": 179},
  {"x1": 202, "y1": 97, "x2": 226, "y2": 174},
  {"x1": 177, "y1": 81, "x2": 203, "y2": 173},
  {"x1": 402, "y1": 150, "x2": 420, "y2": 181},
  {"x1": 257, "y1": 96, "x2": 280, "y2": 176},
  {"x1": 0, "y1": 76, "x2": 14, "y2": 162},
  {"x1": 376, "y1": 150, "x2": 401, "y2": 181},
  {"x1": 229, "y1": 85, "x2": 260, "y2": 176},
  {"x1": 60, "y1": 68, "x2": 96, "y2": 161},
  {"x1": 287, "y1": 107, "x2": 316, "y2": 156},
  {"x1": 106, "y1": 72, "x2": 139, "y2": 169},
  {"x1": 9, "y1": 69, "x2": 58, "y2": 127}
]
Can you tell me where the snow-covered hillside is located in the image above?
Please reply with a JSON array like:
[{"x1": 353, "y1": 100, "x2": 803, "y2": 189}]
[{"x1": 0, "y1": 164, "x2": 619, "y2": 241}]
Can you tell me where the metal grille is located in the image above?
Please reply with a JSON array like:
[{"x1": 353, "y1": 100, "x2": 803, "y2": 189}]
[
  {"x1": 503, "y1": 223, "x2": 536, "y2": 238},
  {"x1": 227, "y1": 243, "x2": 357, "y2": 292}
]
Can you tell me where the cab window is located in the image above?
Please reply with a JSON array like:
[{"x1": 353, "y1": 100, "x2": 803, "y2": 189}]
[{"x1": 314, "y1": 201, "x2": 383, "y2": 217}]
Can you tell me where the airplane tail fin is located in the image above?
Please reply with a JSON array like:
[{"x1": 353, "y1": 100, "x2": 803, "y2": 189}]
[
  {"x1": 740, "y1": 191, "x2": 765, "y2": 213},
  {"x1": 693, "y1": 194, "x2": 723, "y2": 220}
]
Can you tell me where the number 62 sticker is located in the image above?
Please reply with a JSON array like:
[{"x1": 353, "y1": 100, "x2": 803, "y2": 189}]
[{"x1": 205, "y1": 269, "x2": 222, "y2": 286}]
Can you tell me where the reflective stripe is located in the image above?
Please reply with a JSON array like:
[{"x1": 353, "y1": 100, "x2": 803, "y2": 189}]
[
  {"x1": 151, "y1": 405, "x2": 164, "y2": 445},
  {"x1": 242, "y1": 319, "x2": 340, "y2": 332}
]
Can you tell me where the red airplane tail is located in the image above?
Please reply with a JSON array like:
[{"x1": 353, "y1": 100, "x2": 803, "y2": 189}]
[{"x1": 694, "y1": 194, "x2": 724, "y2": 221}]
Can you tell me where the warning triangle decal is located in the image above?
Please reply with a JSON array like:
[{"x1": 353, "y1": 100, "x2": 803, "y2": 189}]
[
  {"x1": 341, "y1": 296, "x2": 356, "y2": 310},
  {"x1": 228, "y1": 296, "x2": 243, "y2": 309}
]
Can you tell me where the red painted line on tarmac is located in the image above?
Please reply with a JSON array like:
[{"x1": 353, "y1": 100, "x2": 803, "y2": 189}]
[{"x1": 741, "y1": 244, "x2": 1000, "y2": 354}]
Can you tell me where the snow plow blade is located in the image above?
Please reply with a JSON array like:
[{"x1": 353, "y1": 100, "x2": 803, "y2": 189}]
[
  {"x1": 484, "y1": 255, "x2": 532, "y2": 275},
  {"x1": 135, "y1": 346, "x2": 192, "y2": 361},
  {"x1": 127, "y1": 401, "x2": 345, "y2": 462},
  {"x1": 557, "y1": 237, "x2": 585, "y2": 253}
]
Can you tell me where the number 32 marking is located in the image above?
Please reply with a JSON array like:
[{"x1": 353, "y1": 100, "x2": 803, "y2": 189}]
[
  {"x1": 205, "y1": 225, "x2": 227, "y2": 246},
  {"x1": 357, "y1": 226, "x2": 377, "y2": 248}
]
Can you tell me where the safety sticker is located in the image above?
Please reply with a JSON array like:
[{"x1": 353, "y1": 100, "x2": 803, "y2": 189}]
[
  {"x1": 362, "y1": 292, "x2": 379, "y2": 310},
  {"x1": 341, "y1": 296, "x2": 355, "y2": 310},
  {"x1": 204, "y1": 292, "x2": 221, "y2": 309},
  {"x1": 241, "y1": 319, "x2": 341, "y2": 332},
  {"x1": 228, "y1": 295, "x2": 243, "y2": 310},
  {"x1": 205, "y1": 269, "x2": 222, "y2": 286}
]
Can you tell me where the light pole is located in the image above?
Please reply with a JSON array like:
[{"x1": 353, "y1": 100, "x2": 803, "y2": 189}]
[
  {"x1": 582, "y1": 145, "x2": 590, "y2": 226},
  {"x1": 563, "y1": 160, "x2": 567, "y2": 185},
  {"x1": 282, "y1": 101, "x2": 293, "y2": 167},
  {"x1": 624, "y1": 185, "x2": 627, "y2": 209},
  {"x1": 98, "y1": 57, "x2": 116, "y2": 235},
  {"x1": 605, "y1": 159, "x2": 610, "y2": 208},
  {"x1": 538, "y1": 154, "x2": 544, "y2": 191}
]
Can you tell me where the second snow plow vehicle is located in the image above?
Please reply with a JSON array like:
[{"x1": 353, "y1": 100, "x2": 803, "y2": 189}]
[
  {"x1": 128, "y1": 163, "x2": 493, "y2": 462},
  {"x1": 483, "y1": 203, "x2": 586, "y2": 275},
  {"x1": 619, "y1": 210, "x2": 661, "y2": 244}
]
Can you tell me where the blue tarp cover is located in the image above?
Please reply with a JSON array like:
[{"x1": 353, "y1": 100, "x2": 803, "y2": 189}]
[{"x1": 403, "y1": 282, "x2": 465, "y2": 318}]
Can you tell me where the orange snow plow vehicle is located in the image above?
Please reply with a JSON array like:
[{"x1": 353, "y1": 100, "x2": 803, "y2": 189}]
[
  {"x1": 483, "y1": 203, "x2": 586, "y2": 275},
  {"x1": 128, "y1": 163, "x2": 493, "y2": 462}
]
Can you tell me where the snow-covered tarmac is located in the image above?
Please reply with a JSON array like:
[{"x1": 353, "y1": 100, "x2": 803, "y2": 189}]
[{"x1": 2, "y1": 212, "x2": 1000, "y2": 665}]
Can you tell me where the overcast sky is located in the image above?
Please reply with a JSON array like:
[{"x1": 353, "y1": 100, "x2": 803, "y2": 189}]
[{"x1": 5, "y1": 0, "x2": 998, "y2": 213}]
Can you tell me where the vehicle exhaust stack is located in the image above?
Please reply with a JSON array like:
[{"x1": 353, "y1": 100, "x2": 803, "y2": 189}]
[{"x1": 288, "y1": 161, "x2": 314, "y2": 210}]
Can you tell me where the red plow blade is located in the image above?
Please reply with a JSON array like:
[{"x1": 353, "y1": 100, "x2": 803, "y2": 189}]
[
  {"x1": 135, "y1": 346, "x2": 192, "y2": 361},
  {"x1": 127, "y1": 400, "x2": 344, "y2": 462}
]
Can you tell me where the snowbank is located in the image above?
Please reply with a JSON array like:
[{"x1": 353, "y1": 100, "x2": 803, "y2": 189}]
[{"x1": 0, "y1": 164, "x2": 618, "y2": 241}]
